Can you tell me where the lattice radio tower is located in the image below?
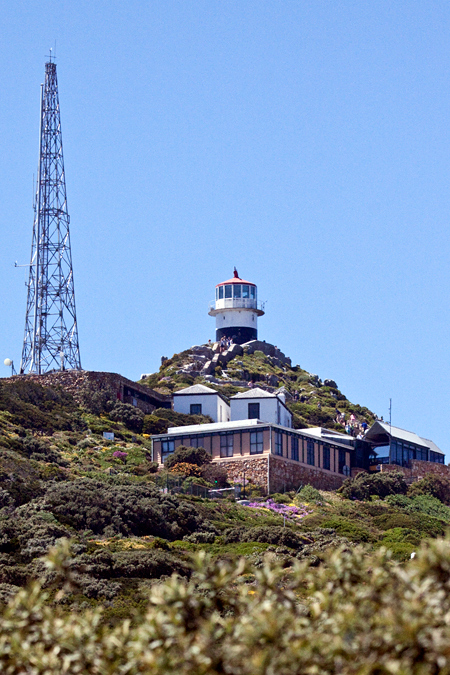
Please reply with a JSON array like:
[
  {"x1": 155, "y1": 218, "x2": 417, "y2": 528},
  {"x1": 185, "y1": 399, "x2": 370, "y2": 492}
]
[{"x1": 20, "y1": 55, "x2": 81, "y2": 374}]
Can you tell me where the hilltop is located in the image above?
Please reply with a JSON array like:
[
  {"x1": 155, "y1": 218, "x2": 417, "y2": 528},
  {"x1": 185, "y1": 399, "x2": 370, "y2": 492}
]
[{"x1": 139, "y1": 340, "x2": 376, "y2": 432}]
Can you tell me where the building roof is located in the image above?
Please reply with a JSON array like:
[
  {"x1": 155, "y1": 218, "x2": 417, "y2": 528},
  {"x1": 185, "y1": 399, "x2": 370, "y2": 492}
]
[
  {"x1": 173, "y1": 384, "x2": 219, "y2": 396},
  {"x1": 173, "y1": 383, "x2": 229, "y2": 405},
  {"x1": 231, "y1": 387, "x2": 277, "y2": 399},
  {"x1": 165, "y1": 419, "x2": 264, "y2": 435},
  {"x1": 216, "y1": 277, "x2": 255, "y2": 286},
  {"x1": 365, "y1": 421, "x2": 444, "y2": 455}
]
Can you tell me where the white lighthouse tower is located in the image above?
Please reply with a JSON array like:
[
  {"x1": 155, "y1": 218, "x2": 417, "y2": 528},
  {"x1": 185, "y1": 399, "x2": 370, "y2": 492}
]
[{"x1": 208, "y1": 268, "x2": 264, "y2": 345}]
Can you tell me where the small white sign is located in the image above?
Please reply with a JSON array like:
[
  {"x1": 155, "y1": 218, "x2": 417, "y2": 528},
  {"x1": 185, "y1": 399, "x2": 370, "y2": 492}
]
[{"x1": 103, "y1": 432, "x2": 115, "y2": 441}]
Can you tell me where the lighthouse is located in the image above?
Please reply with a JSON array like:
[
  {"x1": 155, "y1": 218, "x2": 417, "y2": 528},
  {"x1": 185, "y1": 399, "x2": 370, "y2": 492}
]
[{"x1": 208, "y1": 269, "x2": 264, "y2": 345}]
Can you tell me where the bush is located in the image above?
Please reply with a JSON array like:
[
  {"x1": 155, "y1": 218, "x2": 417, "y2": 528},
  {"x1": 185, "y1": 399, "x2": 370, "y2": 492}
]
[
  {"x1": 8, "y1": 538, "x2": 450, "y2": 672},
  {"x1": 223, "y1": 526, "x2": 308, "y2": 549},
  {"x1": 408, "y1": 474, "x2": 450, "y2": 505},
  {"x1": 201, "y1": 463, "x2": 229, "y2": 488},
  {"x1": 43, "y1": 479, "x2": 209, "y2": 540},
  {"x1": 338, "y1": 470, "x2": 408, "y2": 501},
  {"x1": 142, "y1": 415, "x2": 169, "y2": 435},
  {"x1": 295, "y1": 485, "x2": 323, "y2": 505},
  {"x1": 164, "y1": 446, "x2": 212, "y2": 470},
  {"x1": 109, "y1": 402, "x2": 145, "y2": 433}
]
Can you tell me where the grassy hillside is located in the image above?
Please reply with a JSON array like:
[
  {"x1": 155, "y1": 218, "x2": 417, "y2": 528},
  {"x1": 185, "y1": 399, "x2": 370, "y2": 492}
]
[{"x1": 0, "y1": 366, "x2": 449, "y2": 643}]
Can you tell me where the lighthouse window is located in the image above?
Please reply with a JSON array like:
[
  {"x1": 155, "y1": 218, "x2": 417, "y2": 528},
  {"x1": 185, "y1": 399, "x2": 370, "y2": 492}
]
[
  {"x1": 225, "y1": 285, "x2": 232, "y2": 298},
  {"x1": 218, "y1": 286, "x2": 224, "y2": 299},
  {"x1": 250, "y1": 286, "x2": 255, "y2": 299},
  {"x1": 233, "y1": 285, "x2": 241, "y2": 298},
  {"x1": 242, "y1": 285, "x2": 249, "y2": 298}
]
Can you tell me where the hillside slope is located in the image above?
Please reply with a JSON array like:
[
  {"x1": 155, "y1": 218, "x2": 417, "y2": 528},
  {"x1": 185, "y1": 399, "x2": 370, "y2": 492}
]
[{"x1": 139, "y1": 341, "x2": 376, "y2": 431}]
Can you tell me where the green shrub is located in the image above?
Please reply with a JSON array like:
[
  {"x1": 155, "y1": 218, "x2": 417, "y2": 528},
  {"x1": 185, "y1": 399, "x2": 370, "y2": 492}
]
[
  {"x1": 43, "y1": 479, "x2": 209, "y2": 539},
  {"x1": 295, "y1": 485, "x2": 323, "y2": 505},
  {"x1": 223, "y1": 526, "x2": 309, "y2": 549},
  {"x1": 339, "y1": 470, "x2": 408, "y2": 500},
  {"x1": 319, "y1": 516, "x2": 372, "y2": 543},
  {"x1": 408, "y1": 474, "x2": 450, "y2": 505},
  {"x1": 109, "y1": 403, "x2": 144, "y2": 433},
  {"x1": 164, "y1": 446, "x2": 211, "y2": 470},
  {"x1": 385, "y1": 493, "x2": 450, "y2": 522},
  {"x1": 8, "y1": 537, "x2": 450, "y2": 673}
]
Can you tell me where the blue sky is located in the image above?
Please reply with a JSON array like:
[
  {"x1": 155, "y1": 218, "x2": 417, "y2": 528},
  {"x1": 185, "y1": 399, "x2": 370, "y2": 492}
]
[{"x1": 1, "y1": 1, "x2": 450, "y2": 458}]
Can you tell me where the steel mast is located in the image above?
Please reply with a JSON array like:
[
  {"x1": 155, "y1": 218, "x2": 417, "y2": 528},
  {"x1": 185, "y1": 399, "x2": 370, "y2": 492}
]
[{"x1": 20, "y1": 56, "x2": 81, "y2": 374}]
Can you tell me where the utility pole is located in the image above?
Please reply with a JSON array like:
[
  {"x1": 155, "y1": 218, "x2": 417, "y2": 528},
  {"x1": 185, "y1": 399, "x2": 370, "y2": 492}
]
[{"x1": 20, "y1": 55, "x2": 81, "y2": 375}]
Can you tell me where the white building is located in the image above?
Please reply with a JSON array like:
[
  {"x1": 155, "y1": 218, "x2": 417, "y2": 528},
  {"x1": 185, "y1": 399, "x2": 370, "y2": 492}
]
[
  {"x1": 208, "y1": 268, "x2": 264, "y2": 344},
  {"x1": 230, "y1": 387, "x2": 293, "y2": 428},
  {"x1": 173, "y1": 384, "x2": 230, "y2": 423}
]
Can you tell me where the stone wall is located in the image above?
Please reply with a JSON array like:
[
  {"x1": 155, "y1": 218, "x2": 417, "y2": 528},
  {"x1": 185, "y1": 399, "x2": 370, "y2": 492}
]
[
  {"x1": 215, "y1": 456, "x2": 268, "y2": 491},
  {"x1": 214, "y1": 454, "x2": 346, "y2": 493},
  {"x1": 380, "y1": 460, "x2": 450, "y2": 482},
  {"x1": 268, "y1": 455, "x2": 346, "y2": 492},
  {"x1": 2, "y1": 370, "x2": 171, "y2": 415}
]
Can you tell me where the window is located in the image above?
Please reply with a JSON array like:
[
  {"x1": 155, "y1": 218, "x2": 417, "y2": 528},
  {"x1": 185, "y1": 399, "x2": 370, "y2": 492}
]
[
  {"x1": 338, "y1": 449, "x2": 346, "y2": 474},
  {"x1": 225, "y1": 285, "x2": 232, "y2": 298},
  {"x1": 242, "y1": 285, "x2": 249, "y2": 298},
  {"x1": 430, "y1": 451, "x2": 444, "y2": 464},
  {"x1": 275, "y1": 431, "x2": 283, "y2": 455},
  {"x1": 250, "y1": 286, "x2": 256, "y2": 299},
  {"x1": 291, "y1": 436, "x2": 299, "y2": 461},
  {"x1": 250, "y1": 431, "x2": 264, "y2": 454},
  {"x1": 161, "y1": 439, "x2": 175, "y2": 461},
  {"x1": 215, "y1": 287, "x2": 218, "y2": 300},
  {"x1": 233, "y1": 285, "x2": 241, "y2": 298},
  {"x1": 220, "y1": 434, "x2": 234, "y2": 457},
  {"x1": 248, "y1": 402, "x2": 260, "y2": 419},
  {"x1": 190, "y1": 404, "x2": 202, "y2": 415},
  {"x1": 189, "y1": 437, "x2": 199, "y2": 447},
  {"x1": 307, "y1": 440, "x2": 315, "y2": 465},
  {"x1": 323, "y1": 444, "x2": 330, "y2": 470},
  {"x1": 218, "y1": 286, "x2": 223, "y2": 299}
]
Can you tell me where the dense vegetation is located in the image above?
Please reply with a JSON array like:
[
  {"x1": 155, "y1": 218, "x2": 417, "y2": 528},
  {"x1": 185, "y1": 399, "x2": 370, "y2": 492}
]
[{"x1": 1, "y1": 361, "x2": 450, "y2": 670}]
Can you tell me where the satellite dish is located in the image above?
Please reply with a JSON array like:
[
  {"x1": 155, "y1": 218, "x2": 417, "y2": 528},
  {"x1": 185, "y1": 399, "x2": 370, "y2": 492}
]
[{"x1": 4, "y1": 358, "x2": 12, "y2": 367}]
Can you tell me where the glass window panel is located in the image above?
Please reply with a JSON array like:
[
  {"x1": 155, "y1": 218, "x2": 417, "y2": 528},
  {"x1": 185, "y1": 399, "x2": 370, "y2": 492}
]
[
  {"x1": 250, "y1": 286, "x2": 256, "y2": 299},
  {"x1": 291, "y1": 436, "x2": 299, "y2": 461},
  {"x1": 323, "y1": 445, "x2": 331, "y2": 470},
  {"x1": 220, "y1": 434, "x2": 234, "y2": 458},
  {"x1": 233, "y1": 285, "x2": 241, "y2": 298},
  {"x1": 307, "y1": 440, "x2": 315, "y2": 465},
  {"x1": 218, "y1": 286, "x2": 223, "y2": 299},
  {"x1": 225, "y1": 285, "x2": 232, "y2": 298},
  {"x1": 190, "y1": 404, "x2": 202, "y2": 416},
  {"x1": 242, "y1": 285, "x2": 249, "y2": 298},
  {"x1": 275, "y1": 431, "x2": 282, "y2": 456},
  {"x1": 250, "y1": 431, "x2": 264, "y2": 454}
]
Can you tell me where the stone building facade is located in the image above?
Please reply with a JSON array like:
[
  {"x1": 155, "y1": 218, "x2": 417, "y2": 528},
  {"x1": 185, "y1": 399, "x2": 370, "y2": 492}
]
[{"x1": 152, "y1": 420, "x2": 358, "y2": 492}]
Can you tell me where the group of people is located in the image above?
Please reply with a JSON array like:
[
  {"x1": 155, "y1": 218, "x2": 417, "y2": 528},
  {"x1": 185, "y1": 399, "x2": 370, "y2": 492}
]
[
  {"x1": 218, "y1": 336, "x2": 234, "y2": 353},
  {"x1": 335, "y1": 412, "x2": 368, "y2": 439}
]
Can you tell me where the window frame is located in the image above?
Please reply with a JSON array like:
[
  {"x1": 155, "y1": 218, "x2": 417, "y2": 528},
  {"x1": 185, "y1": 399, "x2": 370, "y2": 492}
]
[
  {"x1": 250, "y1": 430, "x2": 264, "y2": 454},
  {"x1": 306, "y1": 440, "x2": 315, "y2": 466},
  {"x1": 275, "y1": 431, "x2": 283, "y2": 456},
  {"x1": 190, "y1": 403, "x2": 202, "y2": 416},
  {"x1": 248, "y1": 402, "x2": 260, "y2": 419},
  {"x1": 220, "y1": 433, "x2": 234, "y2": 458}
]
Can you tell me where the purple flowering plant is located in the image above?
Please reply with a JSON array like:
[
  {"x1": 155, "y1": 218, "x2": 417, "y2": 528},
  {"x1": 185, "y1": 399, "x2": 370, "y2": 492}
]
[
  {"x1": 112, "y1": 451, "x2": 128, "y2": 460},
  {"x1": 245, "y1": 498, "x2": 311, "y2": 521}
]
